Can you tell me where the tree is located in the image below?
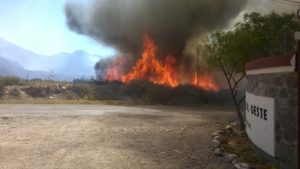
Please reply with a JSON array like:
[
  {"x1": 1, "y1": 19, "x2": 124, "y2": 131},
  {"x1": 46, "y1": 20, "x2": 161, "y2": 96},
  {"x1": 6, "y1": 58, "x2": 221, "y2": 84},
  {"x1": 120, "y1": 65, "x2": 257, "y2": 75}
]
[{"x1": 202, "y1": 12, "x2": 300, "y2": 130}]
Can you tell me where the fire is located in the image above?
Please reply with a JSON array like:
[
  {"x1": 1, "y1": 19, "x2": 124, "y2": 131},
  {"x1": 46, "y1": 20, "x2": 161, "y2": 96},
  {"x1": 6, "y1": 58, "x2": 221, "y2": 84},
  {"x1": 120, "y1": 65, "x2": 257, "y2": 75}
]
[
  {"x1": 106, "y1": 33, "x2": 220, "y2": 92},
  {"x1": 190, "y1": 74, "x2": 220, "y2": 92},
  {"x1": 122, "y1": 33, "x2": 180, "y2": 87},
  {"x1": 107, "y1": 56, "x2": 126, "y2": 81}
]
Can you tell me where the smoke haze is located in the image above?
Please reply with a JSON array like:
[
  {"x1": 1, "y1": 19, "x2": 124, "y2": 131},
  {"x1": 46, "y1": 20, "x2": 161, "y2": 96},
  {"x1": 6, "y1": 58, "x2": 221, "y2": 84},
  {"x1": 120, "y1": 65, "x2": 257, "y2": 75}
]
[
  {"x1": 64, "y1": 0, "x2": 297, "y2": 82},
  {"x1": 65, "y1": 0, "x2": 248, "y2": 58}
]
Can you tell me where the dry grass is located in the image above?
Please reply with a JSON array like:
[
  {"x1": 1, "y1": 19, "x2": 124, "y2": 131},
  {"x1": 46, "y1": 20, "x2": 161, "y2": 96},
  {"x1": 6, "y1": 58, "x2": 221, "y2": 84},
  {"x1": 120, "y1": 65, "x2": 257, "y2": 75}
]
[
  {"x1": 0, "y1": 99, "x2": 126, "y2": 105},
  {"x1": 221, "y1": 126, "x2": 276, "y2": 169},
  {"x1": 26, "y1": 79, "x2": 69, "y2": 87},
  {"x1": 0, "y1": 76, "x2": 21, "y2": 86},
  {"x1": 0, "y1": 78, "x2": 233, "y2": 107}
]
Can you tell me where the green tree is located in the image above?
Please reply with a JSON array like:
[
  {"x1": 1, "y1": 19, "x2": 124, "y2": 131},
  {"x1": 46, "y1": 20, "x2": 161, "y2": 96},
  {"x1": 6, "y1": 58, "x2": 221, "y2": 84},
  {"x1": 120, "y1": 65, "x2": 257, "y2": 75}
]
[{"x1": 202, "y1": 12, "x2": 300, "y2": 129}]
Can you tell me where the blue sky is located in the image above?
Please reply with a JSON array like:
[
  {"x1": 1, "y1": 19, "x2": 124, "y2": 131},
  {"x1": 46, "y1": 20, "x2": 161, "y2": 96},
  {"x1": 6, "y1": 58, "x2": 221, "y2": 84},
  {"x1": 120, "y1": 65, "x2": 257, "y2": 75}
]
[
  {"x1": 0, "y1": 0, "x2": 115, "y2": 56},
  {"x1": 0, "y1": 0, "x2": 294, "y2": 57}
]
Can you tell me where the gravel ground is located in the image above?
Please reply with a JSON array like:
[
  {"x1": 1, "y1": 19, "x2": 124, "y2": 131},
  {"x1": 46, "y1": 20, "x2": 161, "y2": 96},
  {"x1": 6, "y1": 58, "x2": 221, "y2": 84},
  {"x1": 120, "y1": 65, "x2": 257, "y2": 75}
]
[{"x1": 0, "y1": 104, "x2": 235, "y2": 169}]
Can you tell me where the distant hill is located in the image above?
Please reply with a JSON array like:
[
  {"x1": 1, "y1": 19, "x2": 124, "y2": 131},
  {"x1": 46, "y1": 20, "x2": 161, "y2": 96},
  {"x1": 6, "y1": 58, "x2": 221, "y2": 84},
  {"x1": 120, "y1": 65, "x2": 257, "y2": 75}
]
[
  {"x1": 0, "y1": 56, "x2": 50, "y2": 79},
  {"x1": 0, "y1": 37, "x2": 100, "y2": 80},
  {"x1": 0, "y1": 37, "x2": 44, "y2": 69},
  {"x1": 48, "y1": 50, "x2": 97, "y2": 77}
]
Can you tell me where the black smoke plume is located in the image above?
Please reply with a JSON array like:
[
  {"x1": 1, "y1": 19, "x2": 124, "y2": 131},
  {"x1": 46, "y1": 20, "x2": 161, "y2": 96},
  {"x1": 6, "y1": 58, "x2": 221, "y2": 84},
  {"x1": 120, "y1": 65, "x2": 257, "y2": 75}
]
[{"x1": 65, "y1": 0, "x2": 247, "y2": 59}]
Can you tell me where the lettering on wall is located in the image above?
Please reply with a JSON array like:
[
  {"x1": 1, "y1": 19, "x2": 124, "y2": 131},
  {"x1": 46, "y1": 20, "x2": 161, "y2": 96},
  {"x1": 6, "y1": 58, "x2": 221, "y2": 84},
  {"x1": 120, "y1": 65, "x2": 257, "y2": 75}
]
[
  {"x1": 246, "y1": 103, "x2": 268, "y2": 121},
  {"x1": 246, "y1": 92, "x2": 275, "y2": 157}
]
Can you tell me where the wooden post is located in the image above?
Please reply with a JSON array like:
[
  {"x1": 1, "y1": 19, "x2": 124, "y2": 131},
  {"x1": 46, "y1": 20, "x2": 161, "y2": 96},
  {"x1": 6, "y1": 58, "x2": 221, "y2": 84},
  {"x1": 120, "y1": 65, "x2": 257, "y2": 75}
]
[
  {"x1": 26, "y1": 72, "x2": 29, "y2": 85},
  {"x1": 298, "y1": 39, "x2": 300, "y2": 169},
  {"x1": 296, "y1": 32, "x2": 300, "y2": 169},
  {"x1": 196, "y1": 48, "x2": 199, "y2": 84}
]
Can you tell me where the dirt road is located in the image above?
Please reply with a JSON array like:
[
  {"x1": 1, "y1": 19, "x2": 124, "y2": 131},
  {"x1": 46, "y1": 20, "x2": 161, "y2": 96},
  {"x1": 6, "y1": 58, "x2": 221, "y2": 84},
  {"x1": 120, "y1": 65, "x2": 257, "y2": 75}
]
[{"x1": 0, "y1": 104, "x2": 235, "y2": 169}]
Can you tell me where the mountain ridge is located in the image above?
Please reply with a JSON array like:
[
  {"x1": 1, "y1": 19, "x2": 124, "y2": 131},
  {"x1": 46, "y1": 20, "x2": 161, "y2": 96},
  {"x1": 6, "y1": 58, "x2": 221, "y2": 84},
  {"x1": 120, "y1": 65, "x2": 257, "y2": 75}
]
[{"x1": 0, "y1": 37, "x2": 100, "y2": 80}]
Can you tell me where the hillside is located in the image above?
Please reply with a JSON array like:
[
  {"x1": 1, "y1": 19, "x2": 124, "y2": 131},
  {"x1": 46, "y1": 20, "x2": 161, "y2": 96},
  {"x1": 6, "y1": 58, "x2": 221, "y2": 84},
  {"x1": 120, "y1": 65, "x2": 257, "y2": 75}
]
[
  {"x1": 0, "y1": 56, "x2": 50, "y2": 79},
  {"x1": 0, "y1": 37, "x2": 99, "y2": 80}
]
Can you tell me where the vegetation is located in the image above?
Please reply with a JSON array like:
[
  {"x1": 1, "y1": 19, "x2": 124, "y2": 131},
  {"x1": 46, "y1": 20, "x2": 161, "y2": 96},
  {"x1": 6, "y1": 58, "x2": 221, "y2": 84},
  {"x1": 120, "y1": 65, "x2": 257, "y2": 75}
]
[
  {"x1": 0, "y1": 84, "x2": 4, "y2": 96},
  {"x1": 123, "y1": 80, "x2": 232, "y2": 105},
  {"x1": 0, "y1": 99, "x2": 124, "y2": 105},
  {"x1": 202, "y1": 12, "x2": 300, "y2": 129},
  {"x1": 0, "y1": 76, "x2": 21, "y2": 86},
  {"x1": 69, "y1": 84, "x2": 96, "y2": 99},
  {"x1": 0, "y1": 75, "x2": 233, "y2": 106},
  {"x1": 0, "y1": 76, "x2": 22, "y2": 97},
  {"x1": 73, "y1": 76, "x2": 96, "y2": 84},
  {"x1": 222, "y1": 125, "x2": 275, "y2": 169}
]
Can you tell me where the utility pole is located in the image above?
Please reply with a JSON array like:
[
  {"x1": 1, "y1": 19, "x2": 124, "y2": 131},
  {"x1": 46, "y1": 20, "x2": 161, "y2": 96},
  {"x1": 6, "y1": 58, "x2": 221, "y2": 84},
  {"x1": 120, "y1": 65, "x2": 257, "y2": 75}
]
[
  {"x1": 284, "y1": 32, "x2": 287, "y2": 53},
  {"x1": 295, "y1": 31, "x2": 300, "y2": 169},
  {"x1": 297, "y1": 33, "x2": 300, "y2": 169},
  {"x1": 196, "y1": 47, "x2": 200, "y2": 84},
  {"x1": 26, "y1": 72, "x2": 29, "y2": 85}
]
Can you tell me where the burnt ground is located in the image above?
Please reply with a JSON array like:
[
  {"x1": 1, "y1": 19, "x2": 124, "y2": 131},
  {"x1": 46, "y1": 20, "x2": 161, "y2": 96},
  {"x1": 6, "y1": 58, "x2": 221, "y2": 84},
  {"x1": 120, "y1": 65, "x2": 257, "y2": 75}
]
[{"x1": 0, "y1": 104, "x2": 236, "y2": 169}]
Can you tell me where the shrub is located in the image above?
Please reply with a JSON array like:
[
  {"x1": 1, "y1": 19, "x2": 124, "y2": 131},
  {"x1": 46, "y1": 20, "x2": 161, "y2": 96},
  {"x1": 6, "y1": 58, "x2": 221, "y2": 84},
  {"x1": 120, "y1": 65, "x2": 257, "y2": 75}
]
[
  {"x1": 0, "y1": 84, "x2": 4, "y2": 97},
  {"x1": 93, "y1": 82, "x2": 125, "y2": 100},
  {"x1": 0, "y1": 76, "x2": 21, "y2": 86},
  {"x1": 22, "y1": 86, "x2": 51, "y2": 98},
  {"x1": 64, "y1": 90, "x2": 79, "y2": 100},
  {"x1": 7, "y1": 88, "x2": 21, "y2": 98},
  {"x1": 122, "y1": 80, "x2": 233, "y2": 105},
  {"x1": 70, "y1": 84, "x2": 96, "y2": 99},
  {"x1": 0, "y1": 76, "x2": 21, "y2": 97}
]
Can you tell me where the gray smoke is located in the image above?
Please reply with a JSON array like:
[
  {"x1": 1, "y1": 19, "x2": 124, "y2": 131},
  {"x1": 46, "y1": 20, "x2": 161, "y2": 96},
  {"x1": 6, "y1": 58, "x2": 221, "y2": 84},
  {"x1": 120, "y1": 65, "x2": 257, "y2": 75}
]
[
  {"x1": 65, "y1": 0, "x2": 248, "y2": 59},
  {"x1": 94, "y1": 57, "x2": 114, "y2": 81}
]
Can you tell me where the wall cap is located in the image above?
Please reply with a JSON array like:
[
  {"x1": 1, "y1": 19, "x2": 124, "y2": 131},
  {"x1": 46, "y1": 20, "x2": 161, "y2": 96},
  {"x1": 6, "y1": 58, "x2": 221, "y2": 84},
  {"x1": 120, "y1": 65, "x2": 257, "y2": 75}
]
[{"x1": 245, "y1": 54, "x2": 295, "y2": 75}]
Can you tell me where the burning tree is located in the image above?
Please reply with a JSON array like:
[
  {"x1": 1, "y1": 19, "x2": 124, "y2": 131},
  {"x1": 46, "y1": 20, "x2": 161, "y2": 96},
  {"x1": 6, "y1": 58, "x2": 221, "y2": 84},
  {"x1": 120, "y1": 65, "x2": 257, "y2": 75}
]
[{"x1": 202, "y1": 12, "x2": 300, "y2": 130}]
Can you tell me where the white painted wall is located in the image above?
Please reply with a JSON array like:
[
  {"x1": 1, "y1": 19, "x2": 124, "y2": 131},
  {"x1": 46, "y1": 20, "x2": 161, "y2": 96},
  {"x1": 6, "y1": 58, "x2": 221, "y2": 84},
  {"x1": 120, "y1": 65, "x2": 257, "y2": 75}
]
[{"x1": 245, "y1": 92, "x2": 275, "y2": 157}]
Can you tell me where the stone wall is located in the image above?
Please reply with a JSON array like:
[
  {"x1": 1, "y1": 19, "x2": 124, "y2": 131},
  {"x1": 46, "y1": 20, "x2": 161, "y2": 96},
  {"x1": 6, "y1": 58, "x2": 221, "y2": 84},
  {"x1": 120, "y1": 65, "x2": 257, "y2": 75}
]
[{"x1": 247, "y1": 72, "x2": 298, "y2": 169}]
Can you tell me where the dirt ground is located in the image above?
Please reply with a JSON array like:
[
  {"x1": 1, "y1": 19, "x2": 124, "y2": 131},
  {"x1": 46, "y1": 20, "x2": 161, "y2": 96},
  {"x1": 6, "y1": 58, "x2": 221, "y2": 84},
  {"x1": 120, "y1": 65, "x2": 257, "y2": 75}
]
[{"x1": 0, "y1": 104, "x2": 236, "y2": 169}]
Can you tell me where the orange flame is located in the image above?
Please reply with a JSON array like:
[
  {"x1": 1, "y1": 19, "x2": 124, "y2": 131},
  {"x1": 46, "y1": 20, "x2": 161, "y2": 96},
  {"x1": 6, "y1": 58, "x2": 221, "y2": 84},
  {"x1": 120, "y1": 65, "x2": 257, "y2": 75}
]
[
  {"x1": 190, "y1": 74, "x2": 220, "y2": 92},
  {"x1": 106, "y1": 33, "x2": 220, "y2": 92},
  {"x1": 107, "y1": 56, "x2": 126, "y2": 81},
  {"x1": 122, "y1": 33, "x2": 179, "y2": 87}
]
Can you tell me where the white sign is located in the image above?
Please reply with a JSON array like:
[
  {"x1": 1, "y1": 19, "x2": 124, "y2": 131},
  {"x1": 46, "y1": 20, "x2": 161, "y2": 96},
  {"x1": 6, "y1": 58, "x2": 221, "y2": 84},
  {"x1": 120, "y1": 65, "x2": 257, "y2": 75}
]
[
  {"x1": 295, "y1": 32, "x2": 300, "y2": 40},
  {"x1": 246, "y1": 92, "x2": 275, "y2": 157}
]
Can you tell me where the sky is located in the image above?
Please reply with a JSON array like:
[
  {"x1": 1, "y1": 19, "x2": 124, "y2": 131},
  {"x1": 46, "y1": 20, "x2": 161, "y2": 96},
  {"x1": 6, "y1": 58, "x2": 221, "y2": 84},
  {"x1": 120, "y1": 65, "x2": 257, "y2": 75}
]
[
  {"x1": 0, "y1": 0, "x2": 116, "y2": 56},
  {"x1": 0, "y1": 0, "x2": 297, "y2": 57}
]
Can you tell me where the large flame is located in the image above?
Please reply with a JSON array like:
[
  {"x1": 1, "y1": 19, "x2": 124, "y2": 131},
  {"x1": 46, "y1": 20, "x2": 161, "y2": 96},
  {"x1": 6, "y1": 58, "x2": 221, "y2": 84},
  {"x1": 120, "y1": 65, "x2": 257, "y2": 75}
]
[
  {"x1": 106, "y1": 33, "x2": 220, "y2": 92},
  {"x1": 122, "y1": 33, "x2": 179, "y2": 87}
]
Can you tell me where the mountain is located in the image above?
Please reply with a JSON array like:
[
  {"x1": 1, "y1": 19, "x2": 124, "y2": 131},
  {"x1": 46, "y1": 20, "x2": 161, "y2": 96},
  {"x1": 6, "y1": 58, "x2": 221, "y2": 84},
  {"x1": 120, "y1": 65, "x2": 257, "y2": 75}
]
[
  {"x1": 0, "y1": 56, "x2": 50, "y2": 79},
  {"x1": 0, "y1": 37, "x2": 100, "y2": 80},
  {"x1": 47, "y1": 50, "x2": 96, "y2": 77},
  {"x1": 0, "y1": 37, "x2": 46, "y2": 69}
]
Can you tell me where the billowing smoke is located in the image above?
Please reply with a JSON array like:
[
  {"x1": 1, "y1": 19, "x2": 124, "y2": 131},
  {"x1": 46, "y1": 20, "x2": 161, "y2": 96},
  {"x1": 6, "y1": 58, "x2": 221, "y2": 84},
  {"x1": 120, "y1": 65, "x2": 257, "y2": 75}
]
[
  {"x1": 94, "y1": 55, "x2": 128, "y2": 81},
  {"x1": 65, "y1": 0, "x2": 247, "y2": 57},
  {"x1": 94, "y1": 57, "x2": 115, "y2": 82},
  {"x1": 65, "y1": 0, "x2": 249, "y2": 82}
]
